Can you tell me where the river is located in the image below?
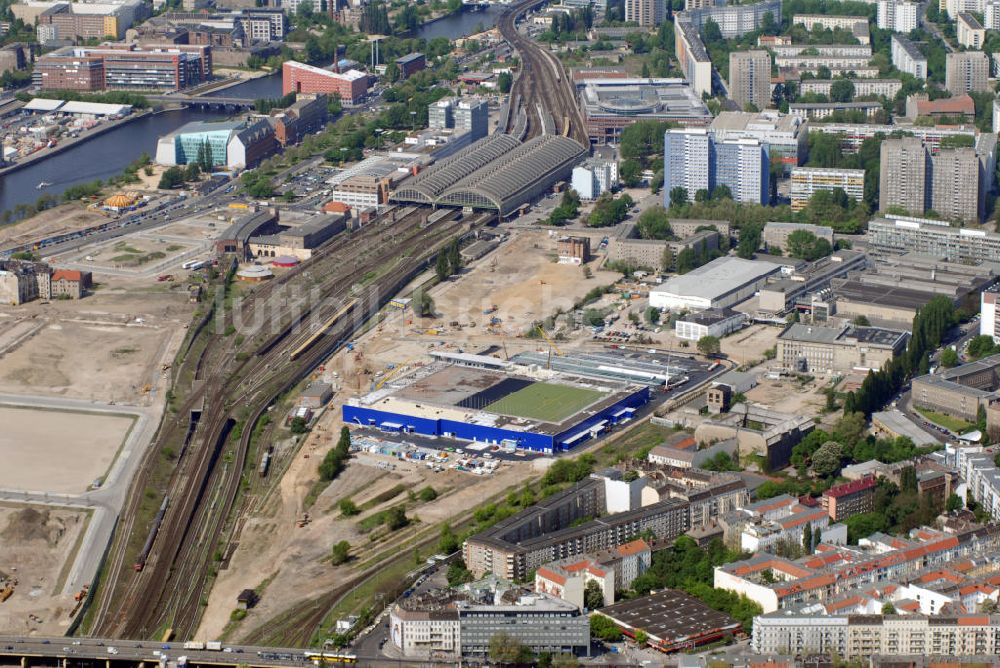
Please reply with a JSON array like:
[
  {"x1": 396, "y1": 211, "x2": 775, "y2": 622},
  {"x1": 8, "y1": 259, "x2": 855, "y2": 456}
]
[
  {"x1": 0, "y1": 107, "x2": 229, "y2": 217},
  {"x1": 0, "y1": 4, "x2": 505, "y2": 219}
]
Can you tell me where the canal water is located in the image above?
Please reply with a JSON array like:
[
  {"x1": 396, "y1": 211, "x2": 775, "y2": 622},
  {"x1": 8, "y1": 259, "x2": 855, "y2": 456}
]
[{"x1": 0, "y1": 4, "x2": 505, "y2": 220}]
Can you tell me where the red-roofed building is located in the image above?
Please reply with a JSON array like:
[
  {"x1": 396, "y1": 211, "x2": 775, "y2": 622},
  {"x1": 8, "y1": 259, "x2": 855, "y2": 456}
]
[
  {"x1": 50, "y1": 268, "x2": 91, "y2": 299},
  {"x1": 906, "y1": 93, "x2": 976, "y2": 122},
  {"x1": 821, "y1": 475, "x2": 876, "y2": 521}
]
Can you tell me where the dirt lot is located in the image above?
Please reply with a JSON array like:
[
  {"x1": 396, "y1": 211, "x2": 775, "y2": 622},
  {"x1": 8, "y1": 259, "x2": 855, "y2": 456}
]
[
  {"x1": 0, "y1": 406, "x2": 133, "y2": 494},
  {"x1": 745, "y1": 372, "x2": 829, "y2": 418},
  {"x1": 0, "y1": 205, "x2": 107, "y2": 252},
  {"x1": 0, "y1": 503, "x2": 89, "y2": 635},
  {"x1": 0, "y1": 319, "x2": 173, "y2": 402},
  {"x1": 720, "y1": 324, "x2": 780, "y2": 365}
]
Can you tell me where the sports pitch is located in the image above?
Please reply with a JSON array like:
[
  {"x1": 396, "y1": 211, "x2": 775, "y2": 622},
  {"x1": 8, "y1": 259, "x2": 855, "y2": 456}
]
[{"x1": 485, "y1": 382, "x2": 604, "y2": 422}]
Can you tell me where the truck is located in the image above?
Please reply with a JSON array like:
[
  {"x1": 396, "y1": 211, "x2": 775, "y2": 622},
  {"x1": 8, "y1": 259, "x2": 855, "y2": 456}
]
[
  {"x1": 206, "y1": 642, "x2": 223, "y2": 651},
  {"x1": 183, "y1": 642, "x2": 204, "y2": 651}
]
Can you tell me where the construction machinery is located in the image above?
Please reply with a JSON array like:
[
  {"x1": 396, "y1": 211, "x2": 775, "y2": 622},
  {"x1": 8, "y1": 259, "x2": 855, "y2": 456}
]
[{"x1": 535, "y1": 325, "x2": 564, "y2": 369}]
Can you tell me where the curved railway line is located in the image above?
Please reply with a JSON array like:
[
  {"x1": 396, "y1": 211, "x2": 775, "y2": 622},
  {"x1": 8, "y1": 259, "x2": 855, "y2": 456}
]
[
  {"x1": 90, "y1": 207, "x2": 486, "y2": 641},
  {"x1": 499, "y1": 0, "x2": 589, "y2": 146}
]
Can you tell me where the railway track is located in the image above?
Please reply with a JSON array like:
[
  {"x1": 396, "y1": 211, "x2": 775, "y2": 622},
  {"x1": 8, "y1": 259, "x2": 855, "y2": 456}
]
[
  {"x1": 91, "y1": 207, "x2": 478, "y2": 640},
  {"x1": 498, "y1": 0, "x2": 589, "y2": 146}
]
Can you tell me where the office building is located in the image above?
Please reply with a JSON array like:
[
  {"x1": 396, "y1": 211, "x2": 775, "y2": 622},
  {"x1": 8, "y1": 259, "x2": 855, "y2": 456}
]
[
  {"x1": 981, "y1": 285, "x2": 1000, "y2": 343},
  {"x1": 19, "y1": 0, "x2": 150, "y2": 40},
  {"x1": 958, "y1": 11, "x2": 986, "y2": 48},
  {"x1": 154, "y1": 117, "x2": 277, "y2": 169},
  {"x1": 675, "y1": 20, "x2": 713, "y2": 97},
  {"x1": 877, "y1": 0, "x2": 919, "y2": 31},
  {"x1": 891, "y1": 34, "x2": 927, "y2": 79},
  {"x1": 776, "y1": 322, "x2": 909, "y2": 374},
  {"x1": 709, "y1": 111, "x2": 808, "y2": 173},
  {"x1": 281, "y1": 60, "x2": 367, "y2": 104},
  {"x1": 879, "y1": 136, "x2": 929, "y2": 216},
  {"x1": 35, "y1": 43, "x2": 210, "y2": 92},
  {"x1": 663, "y1": 128, "x2": 769, "y2": 205},
  {"x1": 625, "y1": 0, "x2": 663, "y2": 26},
  {"x1": 674, "y1": 308, "x2": 747, "y2": 341},
  {"x1": 729, "y1": 50, "x2": 771, "y2": 111},
  {"x1": 945, "y1": 51, "x2": 989, "y2": 94},
  {"x1": 790, "y1": 167, "x2": 865, "y2": 211}
]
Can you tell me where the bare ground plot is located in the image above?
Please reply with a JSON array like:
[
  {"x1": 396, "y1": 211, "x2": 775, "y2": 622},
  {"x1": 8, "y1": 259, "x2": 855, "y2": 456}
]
[
  {"x1": 720, "y1": 324, "x2": 781, "y2": 364},
  {"x1": 54, "y1": 234, "x2": 203, "y2": 274},
  {"x1": 745, "y1": 373, "x2": 827, "y2": 418},
  {"x1": 432, "y1": 231, "x2": 620, "y2": 332},
  {"x1": 0, "y1": 503, "x2": 89, "y2": 634},
  {"x1": 0, "y1": 406, "x2": 133, "y2": 493},
  {"x1": 0, "y1": 205, "x2": 106, "y2": 252},
  {"x1": 0, "y1": 321, "x2": 171, "y2": 402}
]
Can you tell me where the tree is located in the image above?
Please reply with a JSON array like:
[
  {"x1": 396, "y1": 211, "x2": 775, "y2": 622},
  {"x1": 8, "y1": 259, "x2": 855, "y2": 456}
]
[
  {"x1": 498, "y1": 71, "x2": 513, "y2": 94},
  {"x1": 551, "y1": 654, "x2": 579, "y2": 668},
  {"x1": 811, "y1": 441, "x2": 843, "y2": 478},
  {"x1": 418, "y1": 486, "x2": 438, "y2": 502},
  {"x1": 737, "y1": 223, "x2": 762, "y2": 259},
  {"x1": 852, "y1": 315, "x2": 871, "y2": 326},
  {"x1": 439, "y1": 523, "x2": 460, "y2": 554},
  {"x1": 412, "y1": 289, "x2": 434, "y2": 317},
  {"x1": 447, "y1": 238, "x2": 462, "y2": 275},
  {"x1": 331, "y1": 540, "x2": 351, "y2": 565},
  {"x1": 946, "y1": 493, "x2": 964, "y2": 512},
  {"x1": 435, "y1": 249, "x2": 450, "y2": 281},
  {"x1": 385, "y1": 506, "x2": 408, "y2": 530},
  {"x1": 676, "y1": 248, "x2": 696, "y2": 274},
  {"x1": 830, "y1": 78, "x2": 856, "y2": 103},
  {"x1": 620, "y1": 158, "x2": 642, "y2": 187},
  {"x1": 489, "y1": 633, "x2": 523, "y2": 666},
  {"x1": 881, "y1": 602, "x2": 896, "y2": 615},
  {"x1": 702, "y1": 17, "x2": 722, "y2": 43},
  {"x1": 803, "y1": 523, "x2": 813, "y2": 554},
  {"x1": 634, "y1": 629, "x2": 649, "y2": 645},
  {"x1": 669, "y1": 186, "x2": 688, "y2": 208},
  {"x1": 967, "y1": 335, "x2": 1000, "y2": 360},
  {"x1": 785, "y1": 230, "x2": 833, "y2": 261},
  {"x1": 158, "y1": 166, "x2": 185, "y2": 189},
  {"x1": 290, "y1": 416, "x2": 309, "y2": 434},
  {"x1": 584, "y1": 579, "x2": 604, "y2": 610},
  {"x1": 339, "y1": 498, "x2": 359, "y2": 516},
  {"x1": 940, "y1": 347, "x2": 959, "y2": 368},
  {"x1": 697, "y1": 335, "x2": 721, "y2": 357},
  {"x1": 590, "y1": 614, "x2": 622, "y2": 641},
  {"x1": 636, "y1": 205, "x2": 672, "y2": 240}
]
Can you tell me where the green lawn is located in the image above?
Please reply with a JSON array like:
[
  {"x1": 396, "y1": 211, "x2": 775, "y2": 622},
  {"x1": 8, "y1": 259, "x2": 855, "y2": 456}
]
[
  {"x1": 486, "y1": 382, "x2": 604, "y2": 423},
  {"x1": 915, "y1": 407, "x2": 973, "y2": 434}
]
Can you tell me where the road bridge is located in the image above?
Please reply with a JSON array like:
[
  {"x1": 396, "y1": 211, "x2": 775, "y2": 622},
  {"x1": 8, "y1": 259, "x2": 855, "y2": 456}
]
[{"x1": 145, "y1": 94, "x2": 256, "y2": 110}]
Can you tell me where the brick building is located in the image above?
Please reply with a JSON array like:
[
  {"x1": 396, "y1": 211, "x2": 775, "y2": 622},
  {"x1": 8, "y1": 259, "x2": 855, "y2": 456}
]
[
  {"x1": 269, "y1": 94, "x2": 329, "y2": 146},
  {"x1": 821, "y1": 476, "x2": 876, "y2": 521},
  {"x1": 395, "y1": 52, "x2": 425, "y2": 79},
  {"x1": 281, "y1": 60, "x2": 367, "y2": 104}
]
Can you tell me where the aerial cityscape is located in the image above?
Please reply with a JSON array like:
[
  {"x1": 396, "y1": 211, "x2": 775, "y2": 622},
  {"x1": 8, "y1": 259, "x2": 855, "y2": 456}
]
[{"x1": 2, "y1": 0, "x2": 1000, "y2": 663}]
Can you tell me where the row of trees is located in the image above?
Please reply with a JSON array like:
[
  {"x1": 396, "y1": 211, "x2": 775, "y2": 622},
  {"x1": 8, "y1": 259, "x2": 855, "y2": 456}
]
[
  {"x1": 585, "y1": 192, "x2": 632, "y2": 228},
  {"x1": 843, "y1": 296, "x2": 955, "y2": 417},
  {"x1": 319, "y1": 426, "x2": 352, "y2": 481},
  {"x1": 434, "y1": 238, "x2": 463, "y2": 282}
]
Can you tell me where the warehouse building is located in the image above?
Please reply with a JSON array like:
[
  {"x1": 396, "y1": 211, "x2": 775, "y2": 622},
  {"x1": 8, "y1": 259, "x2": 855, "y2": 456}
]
[
  {"x1": 912, "y1": 355, "x2": 1000, "y2": 422},
  {"x1": 576, "y1": 76, "x2": 711, "y2": 144},
  {"x1": 758, "y1": 250, "x2": 868, "y2": 313},
  {"x1": 392, "y1": 134, "x2": 586, "y2": 217},
  {"x1": 649, "y1": 256, "x2": 781, "y2": 310},
  {"x1": 342, "y1": 359, "x2": 649, "y2": 454},
  {"x1": 674, "y1": 309, "x2": 747, "y2": 341},
  {"x1": 248, "y1": 213, "x2": 346, "y2": 260}
]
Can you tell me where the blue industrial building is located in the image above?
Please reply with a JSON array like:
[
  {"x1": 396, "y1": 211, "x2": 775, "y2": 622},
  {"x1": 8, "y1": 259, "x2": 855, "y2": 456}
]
[{"x1": 342, "y1": 386, "x2": 650, "y2": 454}]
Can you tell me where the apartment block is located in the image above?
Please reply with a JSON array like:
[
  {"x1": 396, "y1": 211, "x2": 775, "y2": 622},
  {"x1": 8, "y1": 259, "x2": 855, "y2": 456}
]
[
  {"x1": 790, "y1": 167, "x2": 865, "y2": 211},
  {"x1": 675, "y1": 19, "x2": 712, "y2": 97},
  {"x1": 877, "y1": 0, "x2": 919, "y2": 31},
  {"x1": 729, "y1": 50, "x2": 771, "y2": 111},
  {"x1": 664, "y1": 127, "x2": 769, "y2": 204},
  {"x1": 681, "y1": 0, "x2": 782, "y2": 38},
  {"x1": 821, "y1": 476, "x2": 876, "y2": 521},
  {"x1": 930, "y1": 146, "x2": 981, "y2": 223},
  {"x1": 793, "y1": 14, "x2": 869, "y2": 32},
  {"x1": 797, "y1": 78, "x2": 902, "y2": 99},
  {"x1": 945, "y1": 51, "x2": 989, "y2": 94},
  {"x1": 625, "y1": 0, "x2": 664, "y2": 26},
  {"x1": 986, "y1": 0, "x2": 1000, "y2": 28},
  {"x1": 981, "y1": 285, "x2": 1000, "y2": 344},
  {"x1": 958, "y1": 11, "x2": 986, "y2": 48},
  {"x1": 708, "y1": 110, "x2": 808, "y2": 173},
  {"x1": 891, "y1": 34, "x2": 927, "y2": 79},
  {"x1": 879, "y1": 136, "x2": 929, "y2": 216}
]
